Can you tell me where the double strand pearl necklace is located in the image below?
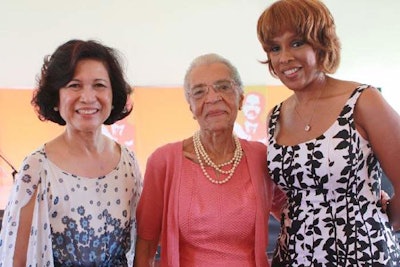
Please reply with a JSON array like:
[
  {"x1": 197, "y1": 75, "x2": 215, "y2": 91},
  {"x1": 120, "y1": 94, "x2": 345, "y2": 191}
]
[{"x1": 193, "y1": 131, "x2": 243, "y2": 184}]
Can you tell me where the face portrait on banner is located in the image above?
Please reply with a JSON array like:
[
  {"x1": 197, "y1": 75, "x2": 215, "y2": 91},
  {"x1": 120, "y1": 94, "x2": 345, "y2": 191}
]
[{"x1": 234, "y1": 91, "x2": 267, "y2": 144}]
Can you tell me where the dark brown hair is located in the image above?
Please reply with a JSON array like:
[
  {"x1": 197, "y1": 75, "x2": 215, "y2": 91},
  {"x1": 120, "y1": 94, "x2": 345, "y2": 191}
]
[{"x1": 32, "y1": 39, "x2": 132, "y2": 125}]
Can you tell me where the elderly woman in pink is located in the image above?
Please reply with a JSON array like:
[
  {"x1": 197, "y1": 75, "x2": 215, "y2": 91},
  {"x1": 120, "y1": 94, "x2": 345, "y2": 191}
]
[{"x1": 135, "y1": 53, "x2": 284, "y2": 267}]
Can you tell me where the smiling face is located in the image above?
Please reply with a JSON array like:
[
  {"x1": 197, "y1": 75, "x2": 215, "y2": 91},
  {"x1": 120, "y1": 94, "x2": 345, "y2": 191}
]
[
  {"x1": 188, "y1": 62, "x2": 243, "y2": 133},
  {"x1": 242, "y1": 94, "x2": 262, "y2": 121},
  {"x1": 57, "y1": 59, "x2": 113, "y2": 133},
  {"x1": 268, "y1": 31, "x2": 322, "y2": 91}
]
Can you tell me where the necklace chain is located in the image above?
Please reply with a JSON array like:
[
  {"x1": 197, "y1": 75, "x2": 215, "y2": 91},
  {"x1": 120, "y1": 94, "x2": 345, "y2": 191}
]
[
  {"x1": 192, "y1": 131, "x2": 243, "y2": 184},
  {"x1": 294, "y1": 86, "x2": 325, "y2": 132}
]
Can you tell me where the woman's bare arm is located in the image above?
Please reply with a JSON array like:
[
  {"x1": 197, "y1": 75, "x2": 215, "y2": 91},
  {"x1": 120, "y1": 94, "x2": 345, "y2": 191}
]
[{"x1": 12, "y1": 189, "x2": 36, "y2": 267}]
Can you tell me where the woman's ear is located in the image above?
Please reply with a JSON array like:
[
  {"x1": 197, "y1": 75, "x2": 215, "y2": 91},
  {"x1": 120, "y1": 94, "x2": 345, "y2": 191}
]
[
  {"x1": 189, "y1": 105, "x2": 197, "y2": 120},
  {"x1": 238, "y1": 93, "x2": 244, "y2": 110}
]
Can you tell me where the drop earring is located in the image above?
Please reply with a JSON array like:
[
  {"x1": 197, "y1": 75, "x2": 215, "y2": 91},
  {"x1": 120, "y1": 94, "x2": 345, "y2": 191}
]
[{"x1": 53, "y1": 107, "x2": 59, "y2": 111}]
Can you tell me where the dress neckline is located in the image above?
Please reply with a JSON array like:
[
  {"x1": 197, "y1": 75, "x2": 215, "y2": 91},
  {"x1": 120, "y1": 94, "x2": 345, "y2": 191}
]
[
  {"x1": 42, "y1": 145, "x2": 123, "y2": 180},
  {"x1": 269, "y1": 84, "x2": 368, "y2": 148}
]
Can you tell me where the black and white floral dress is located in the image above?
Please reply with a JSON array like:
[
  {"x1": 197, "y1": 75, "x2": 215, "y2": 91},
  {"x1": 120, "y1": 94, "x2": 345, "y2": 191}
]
[{"x1": 267, "y1": 85, "x2": 400, "y2": 266}]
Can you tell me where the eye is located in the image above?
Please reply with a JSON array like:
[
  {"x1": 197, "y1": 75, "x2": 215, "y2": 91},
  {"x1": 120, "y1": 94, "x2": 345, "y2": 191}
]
[
  {"x1": 214, "y1": 81, "x2": 232, "y2": 92},
  {"x1": 269, "y1": 45, "x2": 280, "y2": 53},
  {"x1": 191, "y1": 86, "x2": 207, "y2": 98},
  {"x1": 94, "y1": 82, "x2": 107, "y2": 89},
  {"x1": 65, "y1": 82, "x2": 81, "y2": 90},
  {"x1": 292, "y1": 40, "x2": 305, "y2": 48}
]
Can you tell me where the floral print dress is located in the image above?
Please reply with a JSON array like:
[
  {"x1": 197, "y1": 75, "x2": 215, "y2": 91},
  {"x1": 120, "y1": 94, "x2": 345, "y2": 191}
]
[
  {"x1": 267, "y1": 85, "x2": 400, "y2": 266},
  {"x1": 0, "y1": 145, "x2": 142, "y2": 267}
]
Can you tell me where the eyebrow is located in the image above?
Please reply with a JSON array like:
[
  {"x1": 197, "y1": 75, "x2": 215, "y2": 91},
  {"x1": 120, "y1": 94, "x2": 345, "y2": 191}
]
[
  {"x1": 68, "y1": 78, "x2": 110, "y2": 83},
  {"x1": 214, "y1": 79, "x2": 231, "y2": 83},
  {"x1": 192, "y1": 78, "x2": 231, "y2": 87},
  {"x1": 94, "y1": 78, "x2": 110, "y2": 83}
]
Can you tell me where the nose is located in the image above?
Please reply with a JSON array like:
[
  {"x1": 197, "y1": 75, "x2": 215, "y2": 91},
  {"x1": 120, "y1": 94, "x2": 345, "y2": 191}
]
[
  {"x1": 279, "y1": 47, "x2": 294, "y2": 64},
  {"x1": 204, "y1": 85, "x2": 222, "y2": 103},
  {"x1": 80, "y1": 86, "x2": 96, "y2": 103}
]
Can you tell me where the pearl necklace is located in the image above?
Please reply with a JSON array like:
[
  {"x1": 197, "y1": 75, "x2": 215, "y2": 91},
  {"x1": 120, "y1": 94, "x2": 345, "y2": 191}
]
[{"x1": 193, "y1": 131, "x2": 243, "y2": 184}]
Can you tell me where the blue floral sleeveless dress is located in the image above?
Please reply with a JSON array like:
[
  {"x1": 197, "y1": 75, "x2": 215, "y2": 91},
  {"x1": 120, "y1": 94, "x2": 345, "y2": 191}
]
[{"x1": 267, "y1": 85, "x2": 400, "y2": 266}]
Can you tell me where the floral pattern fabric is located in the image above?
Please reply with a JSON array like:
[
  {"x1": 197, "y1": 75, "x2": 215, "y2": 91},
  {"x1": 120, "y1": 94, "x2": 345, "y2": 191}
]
[
  {"x1": 267, "y1": 85, "x2": 400, "y2": 266},
  {"x1": 0, "y1": 145, "x2": 142, "y2": 267}
]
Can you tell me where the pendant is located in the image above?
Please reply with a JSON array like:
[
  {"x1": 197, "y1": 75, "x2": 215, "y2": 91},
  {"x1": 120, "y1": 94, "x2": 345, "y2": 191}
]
[{"x1": 304, "y1": 124, "x2": 311, "y2": 131}]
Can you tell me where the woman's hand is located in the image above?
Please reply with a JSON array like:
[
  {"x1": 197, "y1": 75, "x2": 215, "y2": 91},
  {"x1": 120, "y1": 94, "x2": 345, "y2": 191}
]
[{"x1": 380, "y1": 190, "x2": 391, "y2": 213}]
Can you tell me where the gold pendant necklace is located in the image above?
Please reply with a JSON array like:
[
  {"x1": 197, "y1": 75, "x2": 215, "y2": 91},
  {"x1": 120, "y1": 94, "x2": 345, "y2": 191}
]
[{"x1": 294, "y1": 86, "x2": 325, "y2": 132}]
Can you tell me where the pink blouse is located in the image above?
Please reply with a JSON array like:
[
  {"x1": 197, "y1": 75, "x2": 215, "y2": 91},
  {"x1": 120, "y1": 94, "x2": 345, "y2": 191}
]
[
  {"x1": 137, "y1": 139, "x2": 285, "y2": 267},
  {"x1": 178, "y1": 158, "x2": 257, "y2": 266}
]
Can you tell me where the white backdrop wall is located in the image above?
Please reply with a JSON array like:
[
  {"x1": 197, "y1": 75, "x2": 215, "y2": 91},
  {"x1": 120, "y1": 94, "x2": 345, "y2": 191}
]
[{"x1": 1, "y1": 0, "x2": 399, "y2": 110}]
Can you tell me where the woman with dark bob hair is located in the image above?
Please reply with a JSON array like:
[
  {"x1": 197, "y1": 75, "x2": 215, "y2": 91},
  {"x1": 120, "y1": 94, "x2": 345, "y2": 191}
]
[
  {"x1": 257, "y1": 0, "x2": 400, "y2": 266},
  {"x1": 0, "y1": 39, "x2": 142, "y2": 266},
  {"x1": 33, "y1": 39, "x2": 133, "y2": 125}
]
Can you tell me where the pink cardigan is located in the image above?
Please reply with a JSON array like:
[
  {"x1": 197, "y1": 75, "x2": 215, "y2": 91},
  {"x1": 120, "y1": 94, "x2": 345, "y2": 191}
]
[{"x1": 136, "y1": 139, "x2": 283, "y2": 267}]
